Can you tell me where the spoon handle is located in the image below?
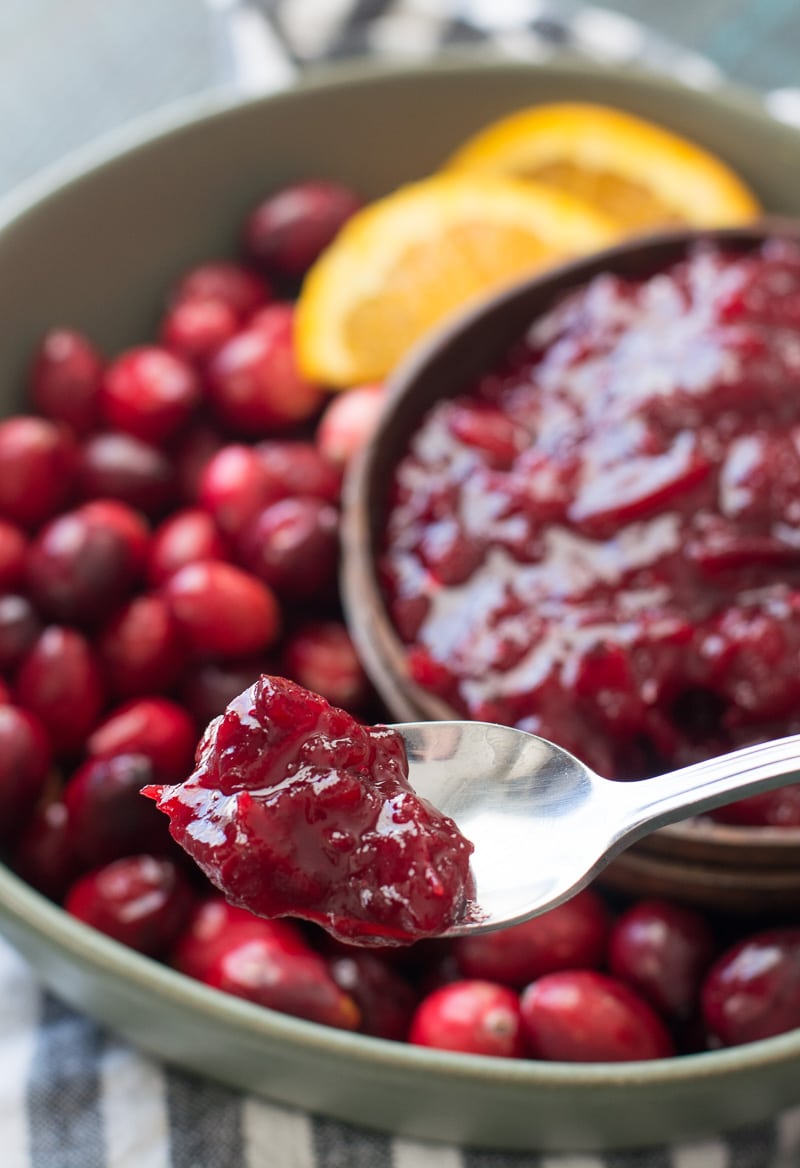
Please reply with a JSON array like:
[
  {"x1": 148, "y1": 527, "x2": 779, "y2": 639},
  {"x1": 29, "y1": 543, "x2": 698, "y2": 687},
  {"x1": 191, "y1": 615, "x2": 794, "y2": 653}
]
[{"x1": 620, "y1": 733, "x2": 800, "y2": 833}]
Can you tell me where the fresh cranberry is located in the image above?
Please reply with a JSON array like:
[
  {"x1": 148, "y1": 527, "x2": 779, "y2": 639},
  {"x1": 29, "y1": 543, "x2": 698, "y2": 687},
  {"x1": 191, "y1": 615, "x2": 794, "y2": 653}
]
[
  {"x1": 198, "y1": 444, "x2": 284, "y2": 539},
  {"x1": 328, "y1": 952, "x2": 417, "y2": 1041},
  {"x1": 0, "y1": 705, "x2": 52, "y2": 839},
  {"x1": 147, "y1": 509, "x2": 228, "y2": 587},
  {"x1": 609, "y1": 899, "x2": 716, "y2": 1021},
  {"x1": 77, "y1": 500, "x2": 150, "y2": 561},
  {"x1": 173, "y1": 424, "x2": 225, "y2": 505},
  {"x1": 243, "y1": 180, "x2": 362, "y2": 280},
  {"x1": 100, "y1": 346, "x2": 201, "y2": 446},
  {"x1": 0, "y1": 417, "x2": 75, "y2": 530},
  {"x1": 26, "y1": 503, "x2": 148, "y2": 626},
  {"x1": 520, "y1": 971, "x2": 675, "y2": 1062},
  {"x1": 30, "y1": 328, "x2": 103, "y2": 435},
  {"x1": 702, "y1": 927, "x2": 800, "y2": 1046},
  {"x1": 454, "y1": 888, "x2": 610, "y2": 988},
  {"x1": 65, "y1": 854, "x2": 194, "y2": 956},
  {"x1": 0, "y1": 595, "x2": 41, "y2": 671},
  {"x1": 87, "y1": 698, "x2": 197, "y2": 781},
  {"x1": 207, "y1": 306, "x2": 324, "y2": 434},
  {"x1": 0, "y1": 521, "x2": 28, "y2": 591},
  {"x1": 316, "y1": 383, "x2": 385, "y2": 469},
  {"x1": 144, "y1": 675, "x2": 474, "y2": 945},
  {"x1": 77, "y1": 432, "x2": 175, "y2": 518},
  {"x1": 160, "y1": 299, "x2": 239, "y2": 367},
  {"x1": 62, "y1": 753, "x2": 171, "y2": 869},
  {"x1": 281, "y1": 621, "x2": 368, "y2": 711},
  {"x1": 15, "y1": 627, "x2": 104, "y2": 755},
  {"x1": 98, "y1": 595, "x2": 184, "y2": 698},
  {"x1": 238, "y1": 496, "x2": 339, "y2": 602},
  {"x1": 180, "y1": 657, "x2": 268, "y2": 727},
  {"x1": 162, "y1": 561, "x2": 280, "y2": 659},
  {"x1": 409, "y1": 981, "x2": 523, "y2": 1058},
  {"x1": 255, "y1": 440, "x2": 341, "y2": 504},
  {"x1": 171, "y1": 261, "x2": 269, "y2": 321},
  {"x1": 171, "y1": 897, "x2": 308, "y2": 981},
  {"x1": 12, "y1": 800, "x2": 77, "y2": 900}
]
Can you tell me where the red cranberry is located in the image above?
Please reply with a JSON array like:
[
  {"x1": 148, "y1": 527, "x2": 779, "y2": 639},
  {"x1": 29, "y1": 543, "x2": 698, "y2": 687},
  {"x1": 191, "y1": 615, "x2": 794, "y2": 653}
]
[
  {"x1": 65, "y1": 854, "x2": 194, "y2": 956},
  {"x1": 316, "y1": 383, "x2": 385, "y2": 469},
  {"x1": 100, "y1": 346, "x2": 201, "y2": 446},
  {"x1": 171, "y1": 261, "x2": 269, "y2": 321},
  {"x1": 77, "y1": 432, "x2": 175, "y2": 518},
  {"x1": 410, "y1": 980, "x2": 524, "y2": 1058},
  {"x1": 0, "y1": 595, "x2": 42, "y2": 671},
  {"x1": 255, "y1": 440, "x2": 341, "y2": 504},
  {"x1": 198, "y1": 444, "x2": 284, "y2": 540},
  {"x1": 328, "y1": 952, "x2": 417, "y2": 1041},
  {"x1": 0, "y1": 705, "x2": 52, "y2": 839},
  {"x1": 15, "y1": 627, "x2": 104, "y2": 755},
  {"x1": 0, "y1": 522, "x2": 28, "y2": 591},
  {"x1": 180, "y1": 656, "x2": 268, "y2": 727},
  {"x1": 202, "y1": 931, "x2": 360, "y2": 1030},
  {"x1": 702, "y1": 927, "x2": 800, "y2": 1046},
  {"x1": 0, "y1": 679, "x2": 10, "y2": 705},
  {"x1": 148, "y1": 509, "x2": 228, "y2": 587},
  {"x1": 243, "y1": 180, "x2": 362, "y2": 280},
  {"x1": 0, "y1": 417, "x2": 75, "y2": 530},
  {"x1": 87, "y1": 698, "x2": 197, "y2": 781},
  {"x1": 12, "y1": 800, "x2": 77, "y2": 900},
  {"x1": 171, "y1": 897, "x2": 308, "y2": 981},
  {"x1": 173, "y1": 424, "x2": 225, "y2": 505},
  {"x1": 163, "y1": 561, "x2": 280, "y2": 659},
  {"x1": 30, "y1": 328, "x2": 103, "y2": 435},
  {"x1": 609, "y1": 899, "x2": 716, "y2": 1021},
  {"x1": 62, "y1": 753, "x2": 171, "y2": 868},
  {"x1": 238, "y1": 496, "x2": 339, "y2": 602},
  {"x1": 26, "y1": 503, "x2": 148, "y2": 626},
  {"x1": 207, "y1": 306, "x2": 324, "y2": 434},
  {"x1": 454, "y1": 888, "x2": 610, "y2": 988},
  {"x1": 520, "y1": 971, "x2": 675, "y2": 1062},
  {"x1": 98, "y1": 594, "x2": 184, "y2": 698},
  {"x1": 160, "y1": 299, "x2": 239, "y2": 367},
  {"x1": 281, "y1": 621, "x2": 368, "y2": 711}
]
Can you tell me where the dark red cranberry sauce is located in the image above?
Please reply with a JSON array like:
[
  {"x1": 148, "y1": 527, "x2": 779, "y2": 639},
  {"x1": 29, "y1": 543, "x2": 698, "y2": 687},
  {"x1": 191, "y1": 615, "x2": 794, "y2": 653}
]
[
  {"x1": 144, "y1": 675, "x2": 474, "y2": 945},
  {"x1": 382, "y1": 241, "x2": 800, "y2": 780}
]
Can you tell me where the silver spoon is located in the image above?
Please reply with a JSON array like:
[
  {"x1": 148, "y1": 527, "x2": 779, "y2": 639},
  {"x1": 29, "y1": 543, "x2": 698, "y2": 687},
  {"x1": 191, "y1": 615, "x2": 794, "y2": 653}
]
[{"x1": 395, "y1": 721, "x2": 800, "y2": 937}]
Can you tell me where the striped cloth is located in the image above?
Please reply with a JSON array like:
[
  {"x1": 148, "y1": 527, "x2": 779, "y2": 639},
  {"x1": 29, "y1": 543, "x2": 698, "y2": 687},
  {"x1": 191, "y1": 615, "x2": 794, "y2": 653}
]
[{"x1": 4, "y1": 2, "x2": 800, "y2": 1165}]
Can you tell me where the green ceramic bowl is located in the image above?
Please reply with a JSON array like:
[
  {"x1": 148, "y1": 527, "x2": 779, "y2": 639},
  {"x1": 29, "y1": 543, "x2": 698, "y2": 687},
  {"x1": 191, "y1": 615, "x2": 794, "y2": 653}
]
[{"x1": 2, "y1": 57, "x2": 800, "y2": 1153}]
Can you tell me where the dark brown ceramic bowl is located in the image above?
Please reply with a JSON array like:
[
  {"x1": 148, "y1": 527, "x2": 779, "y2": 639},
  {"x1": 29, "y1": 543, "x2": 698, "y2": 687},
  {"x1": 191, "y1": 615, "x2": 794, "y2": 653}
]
[{"x1": 342, "y1": 221, "x2": 800, "y2": 917}]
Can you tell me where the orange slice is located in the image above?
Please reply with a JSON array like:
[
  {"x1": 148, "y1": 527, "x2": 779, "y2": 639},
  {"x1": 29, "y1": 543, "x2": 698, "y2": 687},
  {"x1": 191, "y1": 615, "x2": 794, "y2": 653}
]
[
  {"x1": 444, "y1": 103, "x2": 760, "y2": 231},
  {"x1": 296, "y1": 174, "x2": 618, "y2": 387}
]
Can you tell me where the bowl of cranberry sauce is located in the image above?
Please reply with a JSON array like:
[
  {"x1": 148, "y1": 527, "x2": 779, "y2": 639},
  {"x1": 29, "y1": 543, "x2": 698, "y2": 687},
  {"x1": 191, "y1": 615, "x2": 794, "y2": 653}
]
[{"x1": 343, "y1": 224, "x2": 800, "y2": 910}]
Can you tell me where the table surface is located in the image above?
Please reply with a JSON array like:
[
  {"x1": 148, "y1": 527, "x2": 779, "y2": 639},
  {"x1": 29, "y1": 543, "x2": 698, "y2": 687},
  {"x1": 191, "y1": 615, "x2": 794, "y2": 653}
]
[{"x1": 2, "y1": 0, "x2": 800, "y2": 198}]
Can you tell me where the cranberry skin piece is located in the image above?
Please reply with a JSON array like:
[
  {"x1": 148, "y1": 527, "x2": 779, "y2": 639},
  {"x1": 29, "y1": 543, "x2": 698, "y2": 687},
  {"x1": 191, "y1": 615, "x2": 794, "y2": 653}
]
[
  {"x1": 180, "y1": 656, "x2": 268, "y2": 727},
  {"x1": 410, "y1": 980, "x2": 524, "y2": 1058},
  {"x1": 100, "y1": 346, "x2": 201, "y2": 446},
  {"x1": 243, "y1": 181, "x2": 363, "y2": 280},
  {"x1": 0, "y1": 522, "x2": 28, "y2": 591},
  {"x1": 454, "y1": 888, "x2": 610, "y2": 988},
  {"x1": 282, "y1": 621, "x2": 368, "y2": 712},
  {"x1": 328, "y1": 952, "x2": 417, "y2": 1041},
  {"x1": 0, "y1": 595, "x2": 42, "y2": 672},
  {"x1": 87, "y1": 698, "x2": 197, "y2": 781},
  {"x1": 203, "y1": 932, "x2": 360, "y2": 1030},
  {"x1": 520, "y1": 971, "x2": 675, "y2": 1062},
  {"x1": 173, "y1": 424, "x2": 225, "y2": 506},
  {"x1": 171, "y1": 261, "x2": 269, "y2": 321},
  {"x1": 62, "y1": 753, "x2": 171, "y2": 869},
  {"x1": 77, "y1": 432, "x2": 175, "y2": 518},
  {"x1": 316, "y1": 383, "x2": 385, "y2": 469},
  {"x1": 65, "y1": 855, "x2": 194, "y2": 956},
  {"x1": 0, "y1": 417, "x2": 75, "y2": 530},
  {"x1": 239, "y1": 496, "x2": 339, "y2": 602},
  {"x1": 171, "y1": 897, "x2": 308, "y2": 982},
  {"x1": 98, "y1": 594, "x2": 184, "y2": 698},
  {"x1": 148, "y1": 509, "x2": 229, "y2": 587},
  {"x1": 12, "y1": 800, "x2": 77, "y2": 900},
  {"x1": 198, "y1": 444, "x2": 284, "y2": 540},
  {"x1": 163, "y1": 561, "x2": 281, "y2": 659},
  {"x1": 30, "y1": 328, "x2": 103, "y2": 435},
  {"x1": 702, "y1": 928, "x2": 800, "y2": 1046},
  {"x1": 160, "y1": 298, "x2": 239, "y2": 367},
  {"x1": 0, "y1": 705, "x2": 52, "y2": 839},
  {"x1": 15, "y1": 627, "x2": 104, "y2": 756},
  {"x1": 255, "y1": 440, "x2": 341, "y2": 504},
  {"x1": 609, "y1": 899, "x2": 716, "y2": 1021},
  {"x1": 207, "y1": 306, "x2": 324, "y2": 434}
]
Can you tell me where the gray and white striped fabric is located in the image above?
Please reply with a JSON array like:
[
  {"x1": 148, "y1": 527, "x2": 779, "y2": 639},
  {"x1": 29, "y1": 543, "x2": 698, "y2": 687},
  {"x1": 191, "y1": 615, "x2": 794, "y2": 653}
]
[{"x1": 5, "y1": 2, "x2": 800, "y2": 1164}]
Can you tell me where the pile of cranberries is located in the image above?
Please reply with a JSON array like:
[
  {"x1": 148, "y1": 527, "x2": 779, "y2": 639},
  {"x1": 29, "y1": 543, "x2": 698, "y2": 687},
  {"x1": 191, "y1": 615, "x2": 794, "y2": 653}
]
[{"x1": 0, "y1": 176, "x2": 798, "y2": 1063}]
